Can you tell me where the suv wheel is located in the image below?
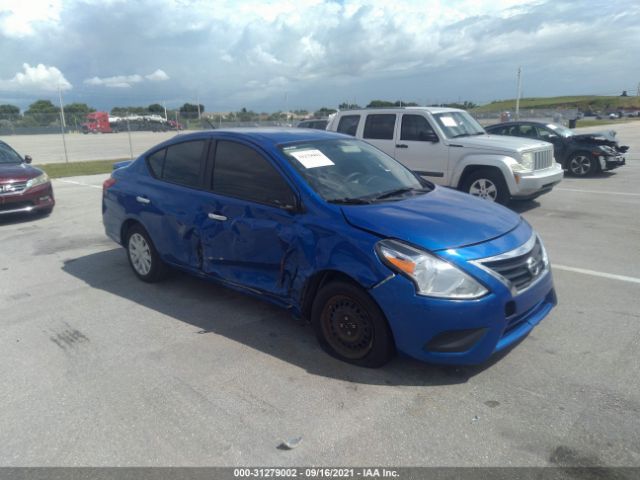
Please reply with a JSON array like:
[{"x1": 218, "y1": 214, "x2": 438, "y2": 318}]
[
  {"x1": 126, "y1": 224, "x2": 169, "y2": 282},
  {"x1": 461, "y1": 169, "x2": 509, "y2": 205},
  {"x1": 568, "y1": 153, "x2": 596, "y2": 176},
  {"x1": 312, "y1": 281, "x2": 395, "y2": 368}
]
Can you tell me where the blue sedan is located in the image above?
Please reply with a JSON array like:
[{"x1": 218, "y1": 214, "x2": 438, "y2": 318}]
[{"x1": 102, "y1": 128, "x2": 556, "y2": 367}]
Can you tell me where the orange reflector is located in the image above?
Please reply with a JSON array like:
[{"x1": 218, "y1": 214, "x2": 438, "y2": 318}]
[{"x1": 386, "y1": 256, "x2": 416, "y2": 274}]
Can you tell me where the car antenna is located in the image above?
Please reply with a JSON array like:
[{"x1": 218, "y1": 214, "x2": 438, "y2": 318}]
[{"x1": 202, "y1": 117, "x2": 216, "y2": 130}]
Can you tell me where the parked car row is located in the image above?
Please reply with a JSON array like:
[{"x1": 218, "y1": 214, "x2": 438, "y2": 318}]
[
  {"x1": 0, "y1": 141, "x2": 54, "y2": 216},
  {"x1": 102, "y1": 128, "x2": 557, "y2": 368}
]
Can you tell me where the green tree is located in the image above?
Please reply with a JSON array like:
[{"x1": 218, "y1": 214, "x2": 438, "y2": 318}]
[
  {"x1": 338, "y1": 102, "x2": 361, "y2": 110},
  {"x1": 313, "y1": 107, "x2": 337, "y2": 117},
  {"x1": 179, "y1": 103, "x2": 205, "y2": 119},
  {"x1": 366, "y1": 100, "x2": 395, "y2": 108},
  {"x1": 64, "y1": 103, "x2": 95, "y2": 127},
  {"x1": 24, "y1": 99, "x2": 59, "y2": 126},
  {"x1": 0, "y1": 104, "x2": 20, "y2": 121},
  {"x1": 148, "y1": 103, "x2": 164, "y2": 115}
]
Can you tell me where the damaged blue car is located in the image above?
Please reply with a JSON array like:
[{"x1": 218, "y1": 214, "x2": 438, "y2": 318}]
[{"x1": 102, "y1": 128, "x2": 556, "y2": 367}]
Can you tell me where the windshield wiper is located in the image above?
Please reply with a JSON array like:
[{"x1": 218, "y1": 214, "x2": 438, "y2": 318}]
[
  {"x1": 373, "y1": 187, "x2": 430, "y2": 201},
  {"x1": 471, "y1": 132, "x2": 485, "y2": 136},
  {"x1": 450, "y1": 133, "x2": 471, "y2": 138},
  {"x1": 328, "y1": 197, "x2": 372, "y2": 205}
]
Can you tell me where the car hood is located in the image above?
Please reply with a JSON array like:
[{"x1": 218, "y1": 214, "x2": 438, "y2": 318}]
[
  {"x1": 341, "y1": 186, "x2": 522, "y2": 251},
  {"x1": 0, "y1": 163, "x2": 42, "y2": 182},
  {"x1": 452, "y1": 134, "x2": 550, "y2": 153}
]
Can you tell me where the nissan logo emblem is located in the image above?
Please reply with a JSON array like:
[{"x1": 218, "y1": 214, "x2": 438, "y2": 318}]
[{"x1": 526, "y1": 256, "x2": 541, "y2": 277}]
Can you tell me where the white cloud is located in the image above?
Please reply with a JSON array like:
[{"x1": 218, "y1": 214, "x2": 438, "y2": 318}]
[
  {"x1": 0, "y1": 63, "x2": 71, "y2": 91},
  {"x1": 84, "y1": 70, "x2": 168, "y2": 88},
  {"x1": 84, "y1": 74, "x2": 143, "y2": 88},
  {"x1": 145, "y1": 69, "x2": 170, "y2": 81},
  {"x1": 0, "y1": 0, "x2": 61, "y2": 37}
]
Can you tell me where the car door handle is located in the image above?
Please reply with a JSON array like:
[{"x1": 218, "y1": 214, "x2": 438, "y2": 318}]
[
  {"x1": 396, "y1": 144, "x2": 408, "y2": 149},
  {"x1": 208, "y1": 213, "x2": 227, "y2": 221},
  {"x1": 136, "y1": 196, "x2": 151, "y2": 205}
]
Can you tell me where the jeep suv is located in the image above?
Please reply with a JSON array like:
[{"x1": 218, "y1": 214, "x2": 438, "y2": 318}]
[{"x1": 326, "y1": 107, "x2": 564, "y2": 204}]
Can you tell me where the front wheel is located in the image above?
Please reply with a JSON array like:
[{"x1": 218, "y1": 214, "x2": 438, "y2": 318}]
[
  {"x1": 568, "y1": 153, "x2": 597, "y2": 176},
  {"x1": 126, "y1": 224, "x2": 169, "y2": 282},
  {"x1": 311, "y1": 281, "x2": 395, "y2": 368},
  {"x1": 461, "y1": 169, "x2": 510, "y2": 205}
]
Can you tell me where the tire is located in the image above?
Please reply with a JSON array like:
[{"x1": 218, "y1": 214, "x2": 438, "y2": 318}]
[
  {"x1": 125, "y1": 224, "x2": 169, "y2": 283},
  {"x1": 311, "y1": 280, "x2": 395, "y2": 368},
  {"x1": 461, "y1": 169, "x2": 510, "y2": 205},
  {"x1": 568, "y1": 152, "x2": 597, "y2": 176}
]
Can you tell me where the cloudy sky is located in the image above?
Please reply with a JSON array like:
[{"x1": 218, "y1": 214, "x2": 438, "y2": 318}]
[{"x1": 0, "y1": 0, "x2": 639, "y2": 112}]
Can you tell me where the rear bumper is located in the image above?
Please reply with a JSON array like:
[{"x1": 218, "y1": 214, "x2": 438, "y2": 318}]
[
  {"x1": 0, "y1": 182, "x2": 55, "y2": 215},
  {"x1": 510, "y1": 163, "x2": 564, "y2": 199}
]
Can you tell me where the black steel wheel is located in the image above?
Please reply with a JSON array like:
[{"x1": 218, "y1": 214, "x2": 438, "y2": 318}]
[{"x1": 312, "y1": 281, "x2": 395, "y2": 367}]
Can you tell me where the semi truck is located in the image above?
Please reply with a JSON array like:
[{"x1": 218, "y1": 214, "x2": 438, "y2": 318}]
[{"x1": 81, "y1": 112, "x2": 182, "y2": 134}]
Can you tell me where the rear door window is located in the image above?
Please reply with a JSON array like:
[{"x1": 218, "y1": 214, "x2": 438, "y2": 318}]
[
  {"x1": 146, "y1": 149, "x2": 166, "y2": 177},
  {"x1": 212, "y1": 141, "x2": 295, "y2": 207},
  {"x1": 336, "y1": 115, "x2": 360, "y2": 136},
  {"x1": 161, "y1": 140, "x2": 206, "y2": 188},
  {"x1": 363, "y1": 114, "x2": 396, "y2": 140}
]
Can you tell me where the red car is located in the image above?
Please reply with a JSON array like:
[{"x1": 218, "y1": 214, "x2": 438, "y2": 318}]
[{"x1": 0, "y1": 141, "x2": 54, "y2": 216}]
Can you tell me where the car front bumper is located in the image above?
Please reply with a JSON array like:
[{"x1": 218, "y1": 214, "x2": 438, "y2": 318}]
[
  {"x1": 369, "y1": 242, "x2": 557, "y2": 365},
  {"x1": 0, "y1": 182, "x2": 55, "y2": 215},
  {"x1": 599, "y1": 155, "x2": 626, "y2": 171},
  {"x1": 510, "y1": 163, "x2": 564, "y2": 199}
]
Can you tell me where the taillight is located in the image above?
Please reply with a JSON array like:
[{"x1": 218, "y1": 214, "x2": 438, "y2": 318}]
[{"x1": 103, "y1": 177, "x2": 116, "y2": 192}]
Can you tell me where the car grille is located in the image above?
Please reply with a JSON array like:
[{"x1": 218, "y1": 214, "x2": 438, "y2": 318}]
[
  {"x1": 0, "y1": 181, "x2": 27, "y2": 195},
  {"x1": 534, "y1": 149, "x2": 553, "y2": 170},
  {"x1": 478, "y1": 236, "x2": 546, "y2": 294}
]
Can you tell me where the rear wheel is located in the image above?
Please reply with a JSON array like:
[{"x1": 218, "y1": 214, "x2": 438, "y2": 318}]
[
  {"x1": 312, "y1": 281, "x2": 395, "y2": 368},
  {"x1": 461, "y1": 169, "x2": 510, "y2": 205},
  {"x1": 568, "y1": 152, "x2": 597, "y2": 176},
  {"x1": 126, "y1": 224, "x2": 169, "y2": 282}
]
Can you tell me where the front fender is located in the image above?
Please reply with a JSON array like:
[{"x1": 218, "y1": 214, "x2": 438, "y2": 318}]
[{"x1": 450, "y1": 154, "x2": 519, "y2": 195}]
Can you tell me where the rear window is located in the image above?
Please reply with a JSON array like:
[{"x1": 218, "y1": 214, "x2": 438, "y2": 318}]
[
  {"x1": 363, "y1": 114, "x2": 396, "y2": 140},
  {"x1": 160, "y1": 140, "x2": 206, "y2": 188},
  {"x1": 336, "y1": 115, "x2": 360, "y2": 136}
]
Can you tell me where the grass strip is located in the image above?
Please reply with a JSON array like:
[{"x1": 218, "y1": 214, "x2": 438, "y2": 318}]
[{"x1": 39, "y1": 159, "x2": 129, "y2": 178}]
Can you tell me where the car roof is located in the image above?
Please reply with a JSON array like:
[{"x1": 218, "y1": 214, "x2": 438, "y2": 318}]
[
  {"x1": 487, "y1": 121, "x2": 551, "y2": 128},
  {"x1": 337, "y1": 106, "x2": 463, "y2": 114},
  {"x1": 161, "y1": 128, "x2": 345, "y2": 147}
]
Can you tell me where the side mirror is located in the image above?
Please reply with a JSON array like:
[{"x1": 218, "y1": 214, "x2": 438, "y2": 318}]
[
  {"x1": 24, "y1": 155, "x2": 32, "y2": 164},
  {"x1": 423, "y1": 132, "x2": 439, "y2": 143}
]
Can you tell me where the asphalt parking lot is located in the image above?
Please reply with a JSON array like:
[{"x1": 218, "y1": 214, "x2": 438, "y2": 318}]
[{"x1": 1, "y1": 125, "x2": 639, "y2": 468}]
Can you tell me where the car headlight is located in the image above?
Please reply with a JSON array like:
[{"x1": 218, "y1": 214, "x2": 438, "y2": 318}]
[
  {"x1": 520, "y1": 152, "x2": 534, "y2": 170},
  {"x1": 26, "y1": 172, "x2": 49, "y2": 190},
  {"x1": 376, "y1": 239, "x2": 488, "y2": 299}
]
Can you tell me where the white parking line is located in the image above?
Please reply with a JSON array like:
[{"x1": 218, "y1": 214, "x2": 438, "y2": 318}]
[
  {"x1": 555, "y1": 188, "x2": 640, "y2": 197},
  {"x1": 554, "y1": 264, "x2": 640, "y2": 285},
  {"x1": 57, "y1": 179, "x2": 102, "y2": 189}
]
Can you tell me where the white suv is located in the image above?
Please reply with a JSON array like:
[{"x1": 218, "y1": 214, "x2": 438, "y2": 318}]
[{"x1": 326, "y1": 107, "x2": 564, "y2": 204}]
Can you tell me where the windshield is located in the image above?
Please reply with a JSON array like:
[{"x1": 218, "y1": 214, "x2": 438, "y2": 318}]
[
  {"x1": 0, "y1": 142, "x2": 24, "y2": 164},
  {"x1": 432, "y1": 111, "x2": 485, "y2": 138},
  {"x1": 546, "y1": 123, "x2": 573, "y2": 138},
  {"x1": 280, "y1": 139, "x2": 428, "y2": 203}
]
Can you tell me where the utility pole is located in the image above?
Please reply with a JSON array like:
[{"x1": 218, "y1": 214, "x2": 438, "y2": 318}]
[
  {"x1": 515, "y1": 66, "x2": 522, "y2": 120},
  {"x1": 196, "y1": 95, "x2": 201, "y2": 120},
  {"x1": 163, "y1": 101, "x2": 167, "y2": 121},
  {"x1": 57, "y1": 85, "x2": 69, "y2": 163}
]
